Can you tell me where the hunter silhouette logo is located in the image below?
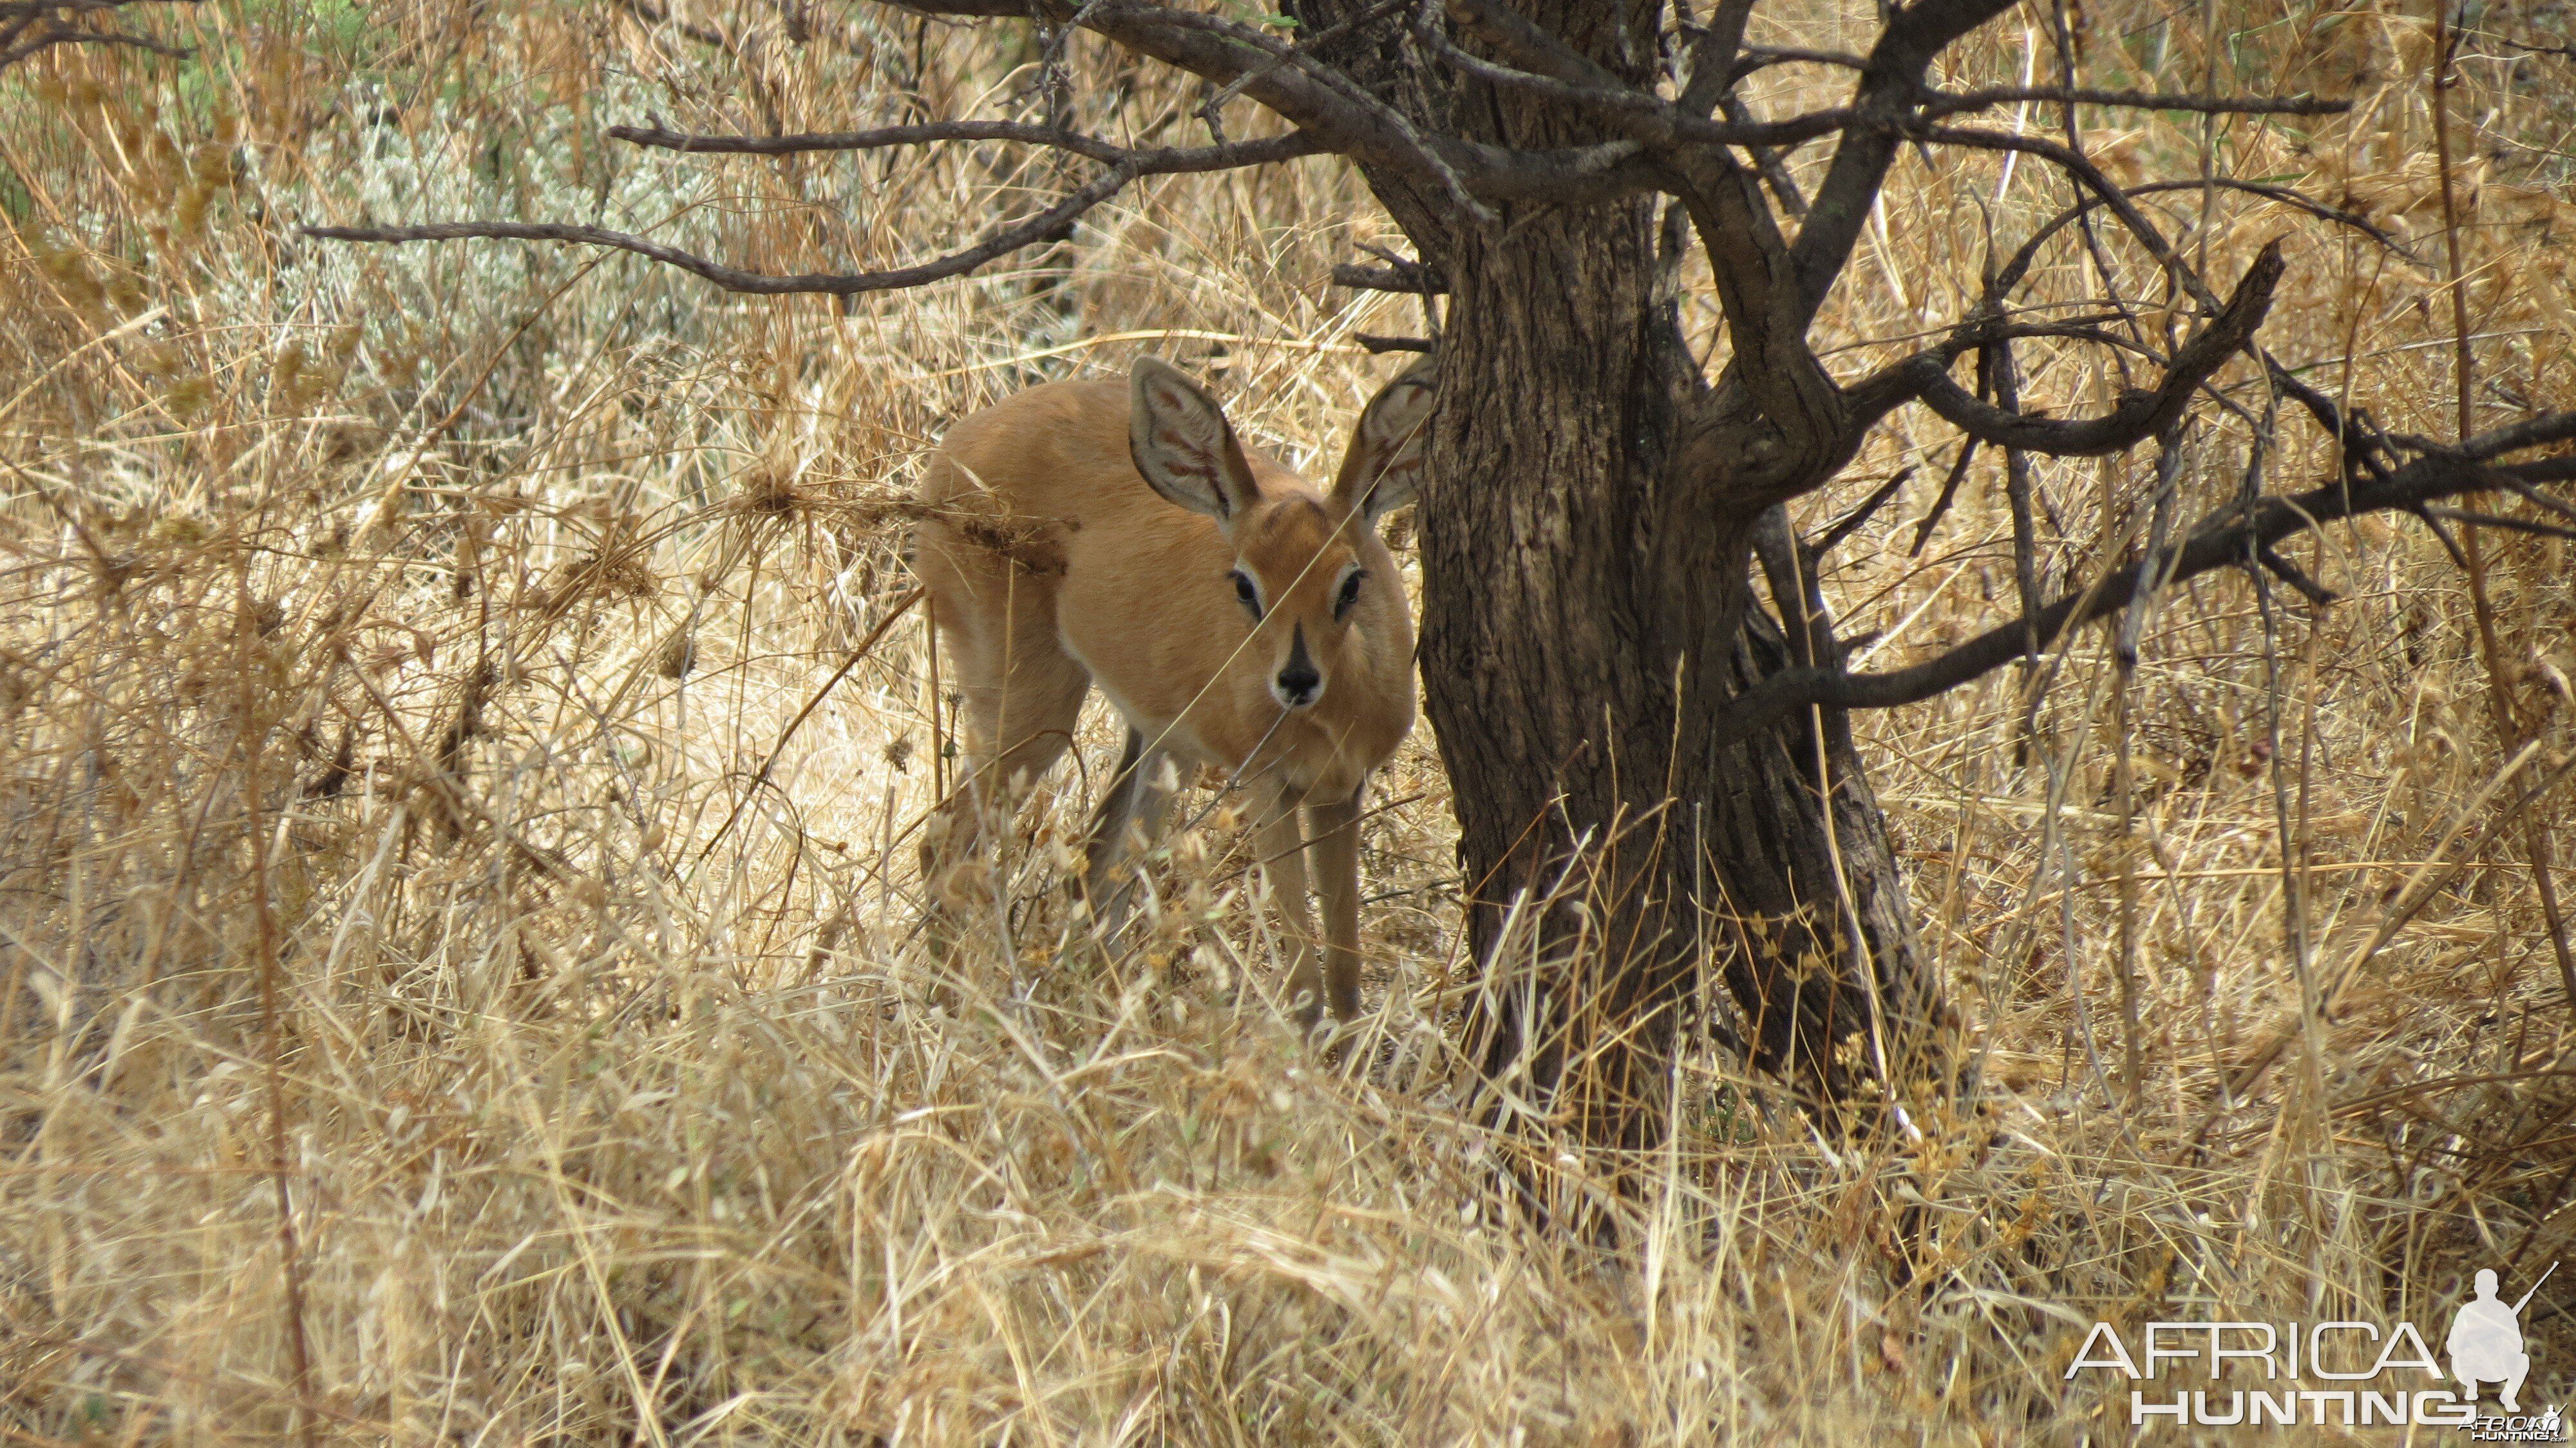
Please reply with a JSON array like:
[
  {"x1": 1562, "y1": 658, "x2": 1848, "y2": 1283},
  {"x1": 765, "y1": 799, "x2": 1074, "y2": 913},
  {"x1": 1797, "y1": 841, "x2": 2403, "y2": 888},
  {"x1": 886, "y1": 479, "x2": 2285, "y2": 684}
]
[
  {"x1": 2450, "y1": 1264, "x2": 2550, "y2": 1414},
  {"x1": 2452, "y1": 1257, "x2": 2555, "y2": 1412}
]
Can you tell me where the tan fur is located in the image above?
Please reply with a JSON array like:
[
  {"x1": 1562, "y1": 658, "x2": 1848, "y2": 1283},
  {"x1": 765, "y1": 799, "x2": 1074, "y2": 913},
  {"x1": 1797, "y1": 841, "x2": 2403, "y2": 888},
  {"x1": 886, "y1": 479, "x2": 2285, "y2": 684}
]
[{"x1": 914, "y1": 357, "x2": 1432, "y2": 1030}]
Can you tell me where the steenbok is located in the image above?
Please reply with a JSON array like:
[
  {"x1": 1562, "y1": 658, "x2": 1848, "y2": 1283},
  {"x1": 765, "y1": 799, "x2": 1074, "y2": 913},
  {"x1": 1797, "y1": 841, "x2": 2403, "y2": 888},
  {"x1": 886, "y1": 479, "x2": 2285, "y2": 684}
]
[{"x1": 914, "y1": 355, "x2": 1434, "y2": 1032}]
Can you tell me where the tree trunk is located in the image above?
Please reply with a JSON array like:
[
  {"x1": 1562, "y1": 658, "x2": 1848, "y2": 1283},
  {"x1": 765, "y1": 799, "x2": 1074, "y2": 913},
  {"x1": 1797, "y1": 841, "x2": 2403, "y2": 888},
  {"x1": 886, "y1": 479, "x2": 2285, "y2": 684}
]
[
  {"x1": 1416, "y1": 204, "x2": 1937, "y2": 1144},
  {"x1": 1300, "y1": 2, "x2": 1946, "y2": 1158}
]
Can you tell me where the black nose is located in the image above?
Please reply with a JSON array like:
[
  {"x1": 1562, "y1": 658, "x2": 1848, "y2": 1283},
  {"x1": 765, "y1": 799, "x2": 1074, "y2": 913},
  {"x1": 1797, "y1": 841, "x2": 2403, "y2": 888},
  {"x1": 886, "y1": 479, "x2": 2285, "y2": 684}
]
[{"x1": 1275, "y1": 623, "x2": 1321, "y2": 705}]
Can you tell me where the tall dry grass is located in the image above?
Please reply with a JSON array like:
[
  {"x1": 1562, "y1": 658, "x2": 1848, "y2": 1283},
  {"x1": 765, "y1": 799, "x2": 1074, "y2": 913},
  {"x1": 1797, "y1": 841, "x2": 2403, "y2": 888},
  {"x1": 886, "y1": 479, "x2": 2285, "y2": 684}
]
[{"x1": 3, "y1": 0, "x2": 2575, "y2": 1441}]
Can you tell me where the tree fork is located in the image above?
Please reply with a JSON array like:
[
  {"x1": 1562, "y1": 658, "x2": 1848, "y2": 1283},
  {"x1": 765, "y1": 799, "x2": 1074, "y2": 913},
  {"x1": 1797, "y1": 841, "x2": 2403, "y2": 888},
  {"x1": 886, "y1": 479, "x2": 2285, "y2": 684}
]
[{"x1": 1376, "y1": 5, "x2": 1941, "y2": 1155}]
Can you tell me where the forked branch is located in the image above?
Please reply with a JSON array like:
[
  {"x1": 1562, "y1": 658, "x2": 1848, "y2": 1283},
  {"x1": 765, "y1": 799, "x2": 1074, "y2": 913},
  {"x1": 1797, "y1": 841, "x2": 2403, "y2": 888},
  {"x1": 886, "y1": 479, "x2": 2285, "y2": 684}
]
[
  {"x1": 1713, "y1": 423, "x2": 2576, "y2": 743},
  {"x1": 303, "y1": 131, "x2": 1318, "y2": 296},
  {"x1": 301, "y1": 0, "x2": 2362, "y2": 338},
  {"x1": 1848, "y1": 242, "x2": 2284, "y2": 455},
  {"x1": 605, "y1": 119, "x2": 1320, "y2": 170},
  {"x1": 1, "y1": 0, "x2": 195, "y2": 71}
]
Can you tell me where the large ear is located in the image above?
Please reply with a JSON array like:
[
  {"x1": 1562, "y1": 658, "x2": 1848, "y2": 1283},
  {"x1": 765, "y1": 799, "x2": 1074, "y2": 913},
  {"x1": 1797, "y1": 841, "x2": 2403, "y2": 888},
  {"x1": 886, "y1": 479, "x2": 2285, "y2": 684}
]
[
  {"x1": 1329, "y1": 353, "x2": 1437, "y2": 524},
  {"x1": 1128, "y1": 357, "x2": 1262, "y2": 525}
]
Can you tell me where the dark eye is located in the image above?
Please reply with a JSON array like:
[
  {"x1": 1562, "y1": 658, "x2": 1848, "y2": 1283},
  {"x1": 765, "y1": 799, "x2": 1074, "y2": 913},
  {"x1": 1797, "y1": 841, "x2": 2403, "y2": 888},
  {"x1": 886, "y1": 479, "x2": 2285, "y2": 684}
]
[
  {"x1": 1334, "y1": 569, "x2": 1366, "y2": 619},
  {"x1": 1230, "y1": 569, "x2": 1262, "y2": 616}
]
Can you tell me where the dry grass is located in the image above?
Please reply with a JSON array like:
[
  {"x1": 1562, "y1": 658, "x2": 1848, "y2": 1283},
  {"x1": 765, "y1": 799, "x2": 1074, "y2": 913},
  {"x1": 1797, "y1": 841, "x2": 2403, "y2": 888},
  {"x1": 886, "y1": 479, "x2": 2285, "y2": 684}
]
[{"x1": 4, "y1": 1, "x2": 2576, "y2": 1442}]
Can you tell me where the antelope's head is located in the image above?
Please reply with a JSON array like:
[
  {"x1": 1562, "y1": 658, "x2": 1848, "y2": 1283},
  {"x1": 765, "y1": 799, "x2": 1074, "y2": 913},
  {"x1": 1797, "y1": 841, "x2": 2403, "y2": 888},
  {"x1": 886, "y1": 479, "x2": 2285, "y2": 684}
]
[{"x1": 1126, "y1": 355, "x2": 1435, "y2": 714}]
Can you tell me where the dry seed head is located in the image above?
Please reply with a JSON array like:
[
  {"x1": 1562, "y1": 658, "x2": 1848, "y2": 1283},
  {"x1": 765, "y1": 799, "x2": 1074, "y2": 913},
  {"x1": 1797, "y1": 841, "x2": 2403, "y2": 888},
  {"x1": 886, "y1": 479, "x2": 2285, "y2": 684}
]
[
  {"x1": 655, "y1": 631, "x2": 695, "y2": 679},
  {"x1": 139, "y1": 508, "x2": 194, "y2": 548},
  {"x1": 37, "y1": 246, "x2": 104, "y2": 312},
  {"x1": 189, "y1": 143, "x2": 236, "y2": 189},
  {"x1": 549, "y1": 549, "x2": 658, "y2": 612},
  {"x1": 272, "y1": 342, "x2": 307, "y2": 402},
  {"x1": 134, "y1": 340, "x2": 184, "y2": 379},
  {"x1": 735, "y1": 463, "x2": 804, "y2": 517}
]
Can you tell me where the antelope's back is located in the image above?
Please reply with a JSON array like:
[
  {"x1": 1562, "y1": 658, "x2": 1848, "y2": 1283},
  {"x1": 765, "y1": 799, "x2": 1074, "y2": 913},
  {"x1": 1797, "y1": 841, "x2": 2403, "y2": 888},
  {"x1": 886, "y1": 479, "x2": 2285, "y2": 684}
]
[{"x1": 917, "y1": 379, "x2": 1240, "y2": 614}]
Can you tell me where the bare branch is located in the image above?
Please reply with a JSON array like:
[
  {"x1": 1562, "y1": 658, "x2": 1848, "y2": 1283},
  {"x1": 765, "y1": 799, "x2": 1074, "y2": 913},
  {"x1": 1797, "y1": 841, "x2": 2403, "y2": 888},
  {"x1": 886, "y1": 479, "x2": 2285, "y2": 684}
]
[
  {"x1": 2421, "y1": 506, "x2": 2576, "y2": 542},
  {"x1": 1922, "y1": 86, "x2": 2349, "y2": 119},
  {"x1": 2123, "y1": 178, "x2": 2409, "y2": 254},
  {"x1": 1842, "y1": 316, "x2": 2167, "y2": 436},
  {"x1": 2496, "y1": 33, "x2": 2576, "y2": 65},
  {"x1": 1110, "y1": 2, "x2": 1493, "y2": 220},
  {"x1": 1418, "y1": 0, "x2": 1855, "y2": 151},
  {"x1": 870, "y1": 0, "x2": 1028, "y2": 15},
  {"x1": 2254, "y1": 542, "x2": 2337, "y2": 604},
  {"x1": 0, "y1": 0, "x2": 196, "y2": 72},
  {"x1": 1991, "y1": 337, "x2": 2045, "y2": 672},
  {"x1": 1710, "y1": 419, "x2": 2576, "y2": 743},
  {"x1": 606, "y1": 119, "x2": 1321, "y2": 171},
  {"x1": 1811, "y1": 467, "x2": 1912, "y2": 558},
  {"x1": 2459, "y1": 410, "x2": 2576, "y2": 461},
  {"x1": 1840, "y1": 243, "x2": 2280, "y2": 457},
  {"x1": 302, "y1": 158, "x2": 1156, "y2": 296},
  {"x1": 1909, "y1": 436, "x2": 1977, "y2": 555},
  {"x1": 838, "y1": 0, "x2": 1513, "y2": 214},
  {"x1": 1909, "y1": 122, "x2": 2226, "y2": 310},
  {"x1": 1332, "y1": 260, "x2": 1448, "y2": 293},
  {"x1": 305, "y1": 117, "x2": 1332, "y2": 297},
  {"x1": 1733, "y1": 43, "x2": 1870, "y2": 77},
  {"x1": 1424, "y1": 0, "x2": 2337, "y2": 178},
  {"x1": 1068, "y1": 0, "x2": 1658, "y2": 211},
  {"x1": 2490, "y1": 473, "x2": 2576, "y2": 525},
  {"x1": 2262, "y1": 351, "x2": 2398, "y2": 486},
  {"x1": 1725, "y1": 94, "x2": 1811, "y2": 218},
  {"x1": 1791, "y1": 0, "x2": 2027, "y2": 320},
  {"x1": 1675, "y1": 0, "x2": 1756, "y2": 115},
  {"x1": 1416, "y1": 8, "x2": 2341, "y2": 164},
  {"x1": 1199, "y1": 0, "x2": 1406, "y2": 125},
  {"x1": 1902, "y1": 243, "x2": 2278, "y2": 453}
]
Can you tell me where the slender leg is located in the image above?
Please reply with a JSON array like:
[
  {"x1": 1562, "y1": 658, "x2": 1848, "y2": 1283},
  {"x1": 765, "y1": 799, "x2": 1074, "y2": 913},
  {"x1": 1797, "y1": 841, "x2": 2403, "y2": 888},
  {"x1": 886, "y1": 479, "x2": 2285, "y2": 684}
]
[
  {"x1": 1083, "y1": 729, "x2": 1148, "y2": 895},
  {"x1": 1305, "y1": 781, "x2": 1366, "y2": 1025},
  {"x1": 1083, "y1": 728, "x2": 1176, "y2": 941},
  {"x1": 920, "y1": 595, "x2": 1088, "y2": 895},
  {"x1": 1256, "y1": 783, "x2": 1327, "y2": 1030}
]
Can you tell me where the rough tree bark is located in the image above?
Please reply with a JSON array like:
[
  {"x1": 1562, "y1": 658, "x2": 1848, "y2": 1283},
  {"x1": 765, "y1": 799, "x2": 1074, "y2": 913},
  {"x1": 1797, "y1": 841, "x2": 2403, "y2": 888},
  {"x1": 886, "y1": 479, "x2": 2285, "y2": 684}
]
[{"x1": 1304, "y1": 1, "x2": 1933, "y2": 1152}]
